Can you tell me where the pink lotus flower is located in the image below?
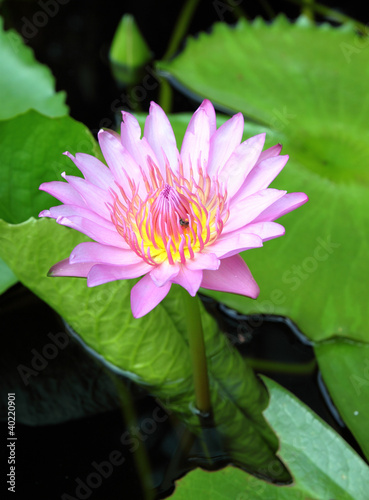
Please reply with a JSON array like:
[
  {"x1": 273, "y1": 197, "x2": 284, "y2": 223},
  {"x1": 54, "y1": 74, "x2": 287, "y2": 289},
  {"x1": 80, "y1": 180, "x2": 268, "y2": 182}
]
[{"x1": 39, "y1": 100, "x2": 307, "y2": 318}]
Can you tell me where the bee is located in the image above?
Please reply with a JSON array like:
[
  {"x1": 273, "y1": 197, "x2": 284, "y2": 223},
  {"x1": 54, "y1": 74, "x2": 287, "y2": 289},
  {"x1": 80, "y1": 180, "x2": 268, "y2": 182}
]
[{"x1": 179, "y1": 218, "x2": 189, "y2": 228}]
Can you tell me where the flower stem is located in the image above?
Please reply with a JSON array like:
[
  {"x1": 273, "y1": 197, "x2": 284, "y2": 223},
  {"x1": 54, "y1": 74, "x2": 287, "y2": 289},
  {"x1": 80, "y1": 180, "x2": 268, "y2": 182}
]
[{"x1": 183, "y1": 292, "x2": 212, "y2": 415}]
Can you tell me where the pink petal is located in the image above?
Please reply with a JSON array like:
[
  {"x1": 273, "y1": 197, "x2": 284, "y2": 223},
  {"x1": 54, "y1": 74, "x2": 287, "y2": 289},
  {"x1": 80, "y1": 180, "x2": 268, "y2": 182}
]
[
  {"x1": 57, "y1": 215, "x2": 128, "y2": 248},
  {"x1": 253, "y1": 192, "x2": 309, "y2": 223},
  {"x1": 241, "y1": 221, "x2": 285, "y2": 241},
  {"x1": 207, "y1": 233, "x2": 263, "y2": 260},
  {"x1": 48, "y1": 258, "x2": 94, "y2": 278},
  {"x1": 87, "y1": 261, "x2": 152, "y2": 286},
  {"x1": 200, "y1": 99, "x2": 217, "y2": 135},
  {"x1": 62, "y1": 173, "x2": 112, "y2": 220},
  {"x1": 184, "y1": 252, "x2": 220, "y2": 271},
  {"x1": 180, "y1": 102, "x2": 212, "y2": 179},
  {"x1": 201, "y1": 255, "x2": 259, "y2": 298},
  {"x1": 131, "y1": 274, "x2": 172, "y2": 318},
  {"x1": 150, "y1": 260, "x2": 180, "y2": 287},
  {"x1": 257, "y1": 143, "x2": 282, "y2": 162},
  {"x1": 64, "y1": 151, "x2": 114, "y2": 190},
  {"x1": 235, "y1": 155, "x2": 289, "y2": 200},
  {"x1": 219, "y1": 133, "x2": 266, "y2": 199},
  {"x1": 69, "y1": 242, "x2": 142, "y2": 265},
  {"x1": 172, "y1": 267, "x2": 203, "y2": 297},
  {"x1": 39, "y1": 180, "x2": 84, "y2": 206},
  {"x1": 144, "y1": 102, "x2": 179, "y2": 172},
  {"x1": 98, "y1": 130, "x2": 145, "y2": 195},
  {"x1": 225, "y1": 188, "x2": 287, "y2": 233},
  {"x1": 207, "y1": 112, "x2": 244, "y2": 177},
  {"x1": 120, "y1": 111, "x2": 160, "y2": 173},
  {"x1": 40, "y1": 204, "x2": 116, "y2": 231}
]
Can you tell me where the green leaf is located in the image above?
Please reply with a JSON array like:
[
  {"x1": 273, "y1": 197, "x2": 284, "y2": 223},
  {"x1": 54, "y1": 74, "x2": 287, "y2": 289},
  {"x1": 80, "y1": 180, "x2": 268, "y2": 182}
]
[
  {"x1": 0, "y1": 15, "x2": 69, "y2": 289},
  {"x1": 0, "y1": 217, "x2": 287, "y2": 478},
  {"x1": 0, "y1": 110, "x2": 99, "y2": 224},
  {"x1": 157, "y1": 17, "x2": 369, "y2": 457},
  {"x1": 0, "y1": 17, "x2": 67, "y2": 119},
  {"x1": 158, "y1": 16, "x2": 369, "y2": 143},
  {"x1": 0, "y1": 257, "x2": 17, "y2": 294},
  {"x1": 315, "y1": 340, "x2": 369, "y2": 460},
  {"x1": 171, "y1": 377, "x2": 369, "y2": 500}
]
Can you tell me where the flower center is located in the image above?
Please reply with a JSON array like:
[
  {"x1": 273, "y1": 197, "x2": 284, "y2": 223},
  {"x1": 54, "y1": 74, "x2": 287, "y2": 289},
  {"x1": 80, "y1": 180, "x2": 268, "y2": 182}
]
[{"x1": 110, "y1": 159, "x2": 228, "y2": 265}]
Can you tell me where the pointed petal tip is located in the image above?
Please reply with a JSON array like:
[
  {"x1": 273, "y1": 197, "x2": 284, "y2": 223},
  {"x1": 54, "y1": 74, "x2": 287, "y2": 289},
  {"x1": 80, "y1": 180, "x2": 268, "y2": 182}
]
[
  {"x1": 296, "y1": 192, "x2": 309, "y2": 206},
  {"x1": 130, "y1": 274, "x2": 171, "y2": 318},
  {"x1": 47, "y1": 261, "x2": 67, "y2": 277},
  {"x1": 199, "y1": 98, "x2": 214, "y2": 111},
  {"x1": 250, "y1": 283, "x2": 260, "y2": 299},
  {"x1": 97, "y1": 128, "x2": 114, "y2": 139},
  {"x1": 149, "y1": 101, "x2": 162, "y2": 113}
]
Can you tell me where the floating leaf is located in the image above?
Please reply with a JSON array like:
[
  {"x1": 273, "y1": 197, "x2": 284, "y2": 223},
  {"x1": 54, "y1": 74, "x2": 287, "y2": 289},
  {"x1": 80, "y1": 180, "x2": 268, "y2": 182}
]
[
  {"x1": 0, "y1": 258, "x2": 17, "y2": 294},
  {"x1": 0, "y1": 111, "x2": 99, "y2": 224},
  {"x1": 0, "y1": 17, "x2": 67, "y2": 119},
  {"x1": 315, "y1": 339, "x2": 369, "y2": 460},
  {"x1": 0, "y1": 16, "x2": 68, "y2": 289},
  {"x1": 171, "y1": 377, "x2": 369, "y2": 500}
]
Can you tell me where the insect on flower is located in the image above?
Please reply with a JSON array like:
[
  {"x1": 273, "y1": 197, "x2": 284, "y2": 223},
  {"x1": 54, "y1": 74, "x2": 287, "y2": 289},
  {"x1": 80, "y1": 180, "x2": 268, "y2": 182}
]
[{"x1": 39, "y1": 100, "x2": 308, "y2": 318}]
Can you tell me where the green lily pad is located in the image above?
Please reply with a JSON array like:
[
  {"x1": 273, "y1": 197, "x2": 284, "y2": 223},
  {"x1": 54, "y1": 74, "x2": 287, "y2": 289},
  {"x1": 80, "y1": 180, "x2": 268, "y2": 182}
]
[
  {"x1": 171, "y1": 377, "x2": 369, "y2": 500},
  {"x1": 0, "y1": 257, "x2": 17, "y2": 294},
  {"x1": 315, "y1": 340, "x2": 369, "y2": 460},
  {"x1": 0, "y1": 16, "x2": 68, "y2": 289},
  {"x1": 0, "y1": 17, "x2": 67, "y2": 119},
  {"x1": 0, "y1": 111, "x2": 99, "y2": 224}
]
